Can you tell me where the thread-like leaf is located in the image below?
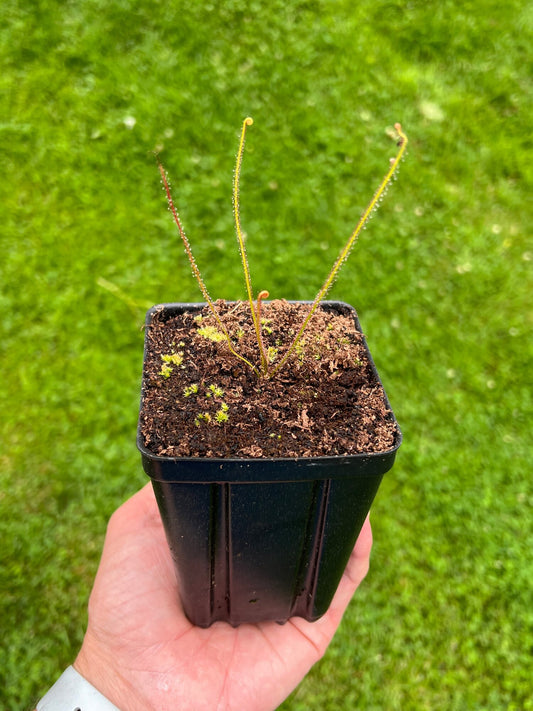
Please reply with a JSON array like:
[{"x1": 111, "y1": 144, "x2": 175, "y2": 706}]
[
  {"x1": 233, "y1": 117, "x2": 269, "y2": 375},
  {"x1": 270, "y1": 123, "x2": 408, "y2": 377},
  {"x1": 158, "y1": 158, "x2": 260, "y2": 376}
]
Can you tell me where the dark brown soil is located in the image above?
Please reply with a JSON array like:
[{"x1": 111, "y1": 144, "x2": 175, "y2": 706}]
[{"x1": 139, "y1": 300, "x2": 399, "y2": 458}]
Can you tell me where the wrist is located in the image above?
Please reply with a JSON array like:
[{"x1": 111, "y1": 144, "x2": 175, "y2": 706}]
[{"x1": 74, "y1": 637, "x2": 127, "y2": 710}]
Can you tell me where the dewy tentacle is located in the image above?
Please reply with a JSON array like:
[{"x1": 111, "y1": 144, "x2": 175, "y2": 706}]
[
  {"x1": 233, "y1": 117, "x2": 269, "y2": 375},
  {"x1": 269, "y1": 123, "x2": 408, "y2": 377},
  {"x1": 158, "y1": 158, "x2": 260, "y2": 376}
]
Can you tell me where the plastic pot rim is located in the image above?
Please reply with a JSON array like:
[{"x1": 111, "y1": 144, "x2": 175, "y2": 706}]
[{"x1": 137, "y1": 300, "x2": 402, "y2": 483}]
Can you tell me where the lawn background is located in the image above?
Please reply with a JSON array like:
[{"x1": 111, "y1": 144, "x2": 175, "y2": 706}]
[{"x1": 1, "y1": 0, "x2": 532, "y2": 708}]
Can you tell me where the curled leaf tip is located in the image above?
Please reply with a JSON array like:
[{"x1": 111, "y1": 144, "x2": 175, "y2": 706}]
[
  {"x1": 393, "y1": 123, "x2": 407, "y2": 147},
  {"x1": 244, "y1": 117, "x2": 254, "y2": 126}
]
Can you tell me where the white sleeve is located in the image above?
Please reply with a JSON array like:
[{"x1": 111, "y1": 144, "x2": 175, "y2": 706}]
[{"x1": 36, "y1": 665, "x2": 121, "y2": 711}]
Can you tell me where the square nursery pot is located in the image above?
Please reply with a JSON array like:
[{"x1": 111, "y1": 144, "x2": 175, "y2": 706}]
[{"x1": 137, "y1": 301, "x2": 402, "y2": 627}]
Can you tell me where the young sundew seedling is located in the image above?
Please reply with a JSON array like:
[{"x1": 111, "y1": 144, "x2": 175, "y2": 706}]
[{"x1": 158, "y1": 118, "x2": 407, "y2": 379}]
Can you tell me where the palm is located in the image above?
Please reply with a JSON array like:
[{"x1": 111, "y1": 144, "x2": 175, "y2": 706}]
[{"x1": 75, "y1": 484, "x2": 372, "y2": 711}]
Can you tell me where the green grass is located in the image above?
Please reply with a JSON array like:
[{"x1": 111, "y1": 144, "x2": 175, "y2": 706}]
[{"x1": 1, "y1": 0, "x2": 531, "y2": 708}]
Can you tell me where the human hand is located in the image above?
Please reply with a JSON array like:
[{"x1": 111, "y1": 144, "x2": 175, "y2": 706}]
[{"x1": 74, "y1": 483, "x2": 372, "y2": 711}]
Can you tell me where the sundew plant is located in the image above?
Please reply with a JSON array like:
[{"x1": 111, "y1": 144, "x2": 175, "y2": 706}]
[{"x1": 158, "y1": 118, "x2": 408, "y2": 378}]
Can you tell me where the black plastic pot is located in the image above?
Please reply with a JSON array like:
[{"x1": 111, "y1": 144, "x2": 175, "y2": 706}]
[{"x1": 137, "y1": 301, "x2": 401, "y2": 627}]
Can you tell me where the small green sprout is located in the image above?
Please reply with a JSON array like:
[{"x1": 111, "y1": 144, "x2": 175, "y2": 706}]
[
  {"x1": 215, "y1": 404, "x2": 229, "y2": 424},
  {"x1": 159, "y1": 363, "x2": 173, "y2": 378},
  {"x1": 261, "y1": 318, "x2": 273, "y2": 335},
  {"x1": 183, "y1": 383, "x2": 199, "y2": 397},
  {"x1": 267, "y1": 346, "x2": 278, "y2": 363},
  {"x1": 197, "y1": 325, "x2": 226, "y2": 343},
  {"x1": 162, "y1": 352, "x2": 184, "y2": 366},
  {"x1": 206, "y1": 384, "x2": 224, "y2": 398},
  {"x1": 194, "y1": 412, "x2": 212, "y2": 426},
  {"x1": 295, "y1": 341, "x2": 305, "y2": 362}
]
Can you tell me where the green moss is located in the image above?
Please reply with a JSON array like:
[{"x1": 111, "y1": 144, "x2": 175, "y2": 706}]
[
  {"x1": 214, "y1": 407, "x2": 229, "y2": 424},
  {"x1": 206, "y1": 384, "x2": 224, "y2": 398},
  {"x1": 161, "y1": 352, "x2": 183, "y2": 366},
  {"x1": 194, "y1": 412, "x2": 211, "y2": 426},
  {"x1": 183, "y1": 383, "x2": 199, "y2": 397},
  {"x1": 197, "y1": 325, "x2": 226, "y2": 342}
]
